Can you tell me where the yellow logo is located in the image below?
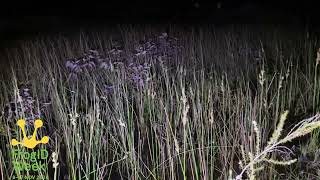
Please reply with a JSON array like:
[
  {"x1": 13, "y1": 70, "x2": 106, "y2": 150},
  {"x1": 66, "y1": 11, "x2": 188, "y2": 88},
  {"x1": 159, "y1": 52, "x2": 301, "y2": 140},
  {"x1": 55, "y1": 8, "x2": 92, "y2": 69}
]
[{"x1": 11, "y1": 119, "x2": 49, "y2": 149}]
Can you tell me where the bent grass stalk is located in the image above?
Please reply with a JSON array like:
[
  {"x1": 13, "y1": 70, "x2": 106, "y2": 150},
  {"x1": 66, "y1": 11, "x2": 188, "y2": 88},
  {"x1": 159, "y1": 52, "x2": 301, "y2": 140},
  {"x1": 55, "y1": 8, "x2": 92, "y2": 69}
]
[{"x1": 236, "y1": 111, "x2": 320, "y2": 180}]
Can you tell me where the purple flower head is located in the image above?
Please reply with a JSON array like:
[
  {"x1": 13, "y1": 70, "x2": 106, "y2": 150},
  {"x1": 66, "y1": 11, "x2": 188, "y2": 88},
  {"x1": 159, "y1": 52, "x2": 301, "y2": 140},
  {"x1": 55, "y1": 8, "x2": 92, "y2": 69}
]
[
  {"x1": 127, "y1": 62, "x2": 151, "y2": 88},
  {"x1": 100, "y1": 62, "x2": 110, "y2": 70},
  {"x1": 132, "y1": 32, "x2": 181, "y2": 62},
  {"x1": 103, "y1": 84, "x2": 114, "y2": 95},
  {"x1": 64, "y1": 33, "x2": 179, "y2": 89},
  {"x1": 4, "y1": 84, "x2": 51, "y2": 129},
  {"x1": 65, "y1": 49, "x2": 108, "y2": 80}
]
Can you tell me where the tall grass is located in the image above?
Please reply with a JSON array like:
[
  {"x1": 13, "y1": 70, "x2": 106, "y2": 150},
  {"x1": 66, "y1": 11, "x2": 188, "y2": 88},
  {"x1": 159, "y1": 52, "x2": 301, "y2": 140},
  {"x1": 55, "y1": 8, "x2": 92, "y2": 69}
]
[{"x1": 0, "y1": 25, "x2": 320, "y2": 179}]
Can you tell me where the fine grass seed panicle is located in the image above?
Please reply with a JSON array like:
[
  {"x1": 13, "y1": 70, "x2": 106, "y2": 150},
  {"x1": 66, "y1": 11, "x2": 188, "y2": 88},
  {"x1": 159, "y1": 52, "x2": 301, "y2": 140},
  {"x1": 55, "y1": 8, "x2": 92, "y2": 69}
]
[{"x1": 236, "y1": 111, "x2": 320, "y2": 180}]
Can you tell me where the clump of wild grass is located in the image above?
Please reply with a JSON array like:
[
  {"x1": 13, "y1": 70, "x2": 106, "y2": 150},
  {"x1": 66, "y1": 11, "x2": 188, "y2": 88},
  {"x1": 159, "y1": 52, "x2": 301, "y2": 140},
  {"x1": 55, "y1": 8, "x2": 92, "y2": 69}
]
[{"x1": 0, "y1": 25, "x2": 320, "y2": 180}]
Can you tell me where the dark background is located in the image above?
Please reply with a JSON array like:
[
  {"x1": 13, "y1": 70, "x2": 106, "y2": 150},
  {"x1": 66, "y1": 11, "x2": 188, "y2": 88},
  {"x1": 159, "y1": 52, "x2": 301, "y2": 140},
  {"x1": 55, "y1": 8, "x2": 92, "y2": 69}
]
[{"x1": 0, "y1": 0, "x2": 319, "y2": 47}]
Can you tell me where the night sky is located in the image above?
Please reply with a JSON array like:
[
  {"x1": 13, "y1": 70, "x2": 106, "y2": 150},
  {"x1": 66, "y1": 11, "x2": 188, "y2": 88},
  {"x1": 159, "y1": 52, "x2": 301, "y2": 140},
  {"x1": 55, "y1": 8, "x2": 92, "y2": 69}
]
[{"x1": 0, "y1": 0, "x2": 319, "y2": 46}]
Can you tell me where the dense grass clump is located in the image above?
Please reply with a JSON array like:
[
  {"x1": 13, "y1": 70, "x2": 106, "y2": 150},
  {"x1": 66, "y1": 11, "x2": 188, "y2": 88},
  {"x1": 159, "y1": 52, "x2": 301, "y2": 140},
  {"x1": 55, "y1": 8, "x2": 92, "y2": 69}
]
[{"x1": 0, "y1": 25, "x2": 320, "y2": 179}]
